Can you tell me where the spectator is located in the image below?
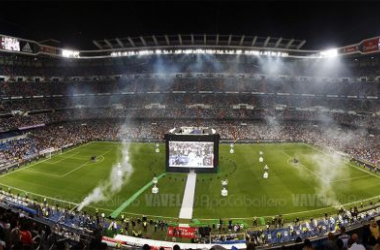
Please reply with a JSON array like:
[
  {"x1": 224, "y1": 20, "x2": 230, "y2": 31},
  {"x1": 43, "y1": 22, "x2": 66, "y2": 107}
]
[
  {"x1": 370, "y1": 219, "x2": 380, "y2": 240},
  {"x1": 348, "y1": 233, "x2": 365, "y2": 250},
  {"x1": 338, "y1": 226, "x2": 350, "y2": 249},
  {"x1": 325, "y1": 232, "x2": 339, "y2": 250},
  {"x1": 302, "y1": 238, "x2": 314, "y2": 250}
]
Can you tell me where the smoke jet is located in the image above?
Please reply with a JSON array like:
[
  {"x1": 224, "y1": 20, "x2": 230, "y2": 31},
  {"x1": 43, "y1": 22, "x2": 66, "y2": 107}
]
[{"x1": 77, "y1": 124, "x2": 134, "y2": 211}]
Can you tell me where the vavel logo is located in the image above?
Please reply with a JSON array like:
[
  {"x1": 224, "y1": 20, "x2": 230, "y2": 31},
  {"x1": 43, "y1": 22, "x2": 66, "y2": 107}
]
[{"x1": 22, "y1": 43, "x2": 33, "y2": 53}]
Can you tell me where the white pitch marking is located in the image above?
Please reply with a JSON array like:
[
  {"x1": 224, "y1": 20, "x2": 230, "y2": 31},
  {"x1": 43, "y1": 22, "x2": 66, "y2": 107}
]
[
  {"x1": 282, "y1": 151, "x2": 329, "y2": 184},
  {"x1": 0, "y1": 142, "x2": 93, "y2": 179}
]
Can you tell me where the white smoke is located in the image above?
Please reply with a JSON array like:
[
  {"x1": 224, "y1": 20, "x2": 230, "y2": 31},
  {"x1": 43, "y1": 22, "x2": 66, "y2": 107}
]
[
  {"x1": 77, "y1": 124, "x2": 134, "y2": 211},
  {"x1": 266, "y1": 116, "x2": 283, "y2": 139},
  {"x1": 306, "y1": 116, "x2": 368, "y2": 207},
  {"x1": 309, "y1": 152, "x2": 349, "y2": 207}
]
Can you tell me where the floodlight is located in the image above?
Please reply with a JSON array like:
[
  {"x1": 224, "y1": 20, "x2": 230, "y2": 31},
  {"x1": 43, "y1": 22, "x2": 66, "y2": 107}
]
[
  {"x1": 320, "y1": 49, "x2": 338, "y2": 58},
  {"x1": 62, "y1": 49, "x2": 80, "y2": 58}
]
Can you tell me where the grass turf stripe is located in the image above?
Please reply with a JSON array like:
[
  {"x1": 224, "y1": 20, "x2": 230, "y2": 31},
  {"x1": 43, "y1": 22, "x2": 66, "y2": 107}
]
[{"x1": 110, "y1": 173, "x2": 166, "y2": 218}]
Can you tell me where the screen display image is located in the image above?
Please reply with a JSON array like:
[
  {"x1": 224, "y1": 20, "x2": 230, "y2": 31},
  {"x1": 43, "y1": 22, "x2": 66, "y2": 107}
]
[
  {"x1": 169, "y1": 141, "x2": 214, "y2": 168},
  {"x1": 1, "y1": 37, "x2": 20, "y2": 51}
]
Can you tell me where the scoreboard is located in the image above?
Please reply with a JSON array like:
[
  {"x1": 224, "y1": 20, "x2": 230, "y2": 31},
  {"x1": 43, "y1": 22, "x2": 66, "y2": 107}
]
[
  {"x1": 0, "y1": 35, "x2": 57, "y2": 55},
  {"x1": 0, "y1": 36, "x2": 20, "y2": 51}
]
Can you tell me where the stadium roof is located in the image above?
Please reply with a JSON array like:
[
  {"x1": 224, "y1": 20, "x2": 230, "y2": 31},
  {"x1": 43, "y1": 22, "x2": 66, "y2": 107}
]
[
  {"x1": 1, "y1": 32, "x2": 380, "y2": 59},
  {"x1": 93, "y1": 35, "x2": 306, "y2": 51},
  {"x1": 1, "y1": 1, "x2": 380, "y2": 51}
]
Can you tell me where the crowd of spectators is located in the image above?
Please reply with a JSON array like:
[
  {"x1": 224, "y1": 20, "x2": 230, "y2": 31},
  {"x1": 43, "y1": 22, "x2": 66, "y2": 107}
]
[
  {"x1": 1, "y1": 100, "x2": 380, "y2": 133},
  {"x1": 0, "y1": 138, "x2": 38, "y2": 169},
  {"x1": 295, "y1": 220, "x2": 380, "y2": 250},
  {"x1": 244, "y1": 208, "x2": 380, "y2": 249},
  {"x1": 0, "y1": 196, "x2": 105, "y2": 249},
  {"x1": 0, "y1": 76, "x2": 379, "y2": 98},
  {"x1": 3, "y1": 94, "x2": 380, "y2": 115},
  {"x1": 0, "y1": 60, "x2": 380, "y2": 138}
]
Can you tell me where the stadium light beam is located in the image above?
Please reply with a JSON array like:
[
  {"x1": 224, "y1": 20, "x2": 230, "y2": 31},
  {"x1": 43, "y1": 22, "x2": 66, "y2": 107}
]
[
  {"x1": 110, "y1": 49, "x2": 288, "y2": 57},
  {"x1": 320, "y1": 49, "x2": 338, "y2": 58}
]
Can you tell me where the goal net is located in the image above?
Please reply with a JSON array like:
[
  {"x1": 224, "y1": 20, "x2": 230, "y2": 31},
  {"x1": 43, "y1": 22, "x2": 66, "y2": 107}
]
[{"x1": 39, "y1": 147, "x2": 56, "y2": 159}]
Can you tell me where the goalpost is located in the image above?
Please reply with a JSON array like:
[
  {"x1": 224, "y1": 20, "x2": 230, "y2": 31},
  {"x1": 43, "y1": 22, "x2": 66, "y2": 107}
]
[
  {"x1": 45, "y1": 151, "x2": 52, "y2": 159},
  {"x1": 324, "y1": 147, "x2": 351, "y2": 162},
  {"x1": 39, "y1": 147, "x2": 56, "y2": 159}
]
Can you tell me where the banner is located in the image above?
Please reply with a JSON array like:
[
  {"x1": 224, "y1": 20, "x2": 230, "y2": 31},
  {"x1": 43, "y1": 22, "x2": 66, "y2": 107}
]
[
  {"x1": 19, "y1": 41, "x2": 38, "y2": 54},
  {"x1": 112, "y1": 234, "x2": 247, "y2": 249},
  {"x1": 167, "y1": 226, "x2": 196, "y2": 239},
  {"x1": 18, "y1": 123, "x2": 45, "y2": 130},
  {"x1": 342, "y1": 45, "x2": 359, "y2": 54},
  {"x1": 101, "y1": 236, "x2": 126, "y2": 248},
  {"x1": 362, "y1": 37, "x2": 380, "y2": 53},
  {"x1": 40, "y1": 45, "x2": 57, "y2": 55}
]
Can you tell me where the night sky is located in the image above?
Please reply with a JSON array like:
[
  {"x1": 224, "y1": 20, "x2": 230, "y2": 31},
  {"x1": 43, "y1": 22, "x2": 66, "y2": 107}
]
[{"x1": 0, "y1": 1, "x2": 379, "y2": 50}]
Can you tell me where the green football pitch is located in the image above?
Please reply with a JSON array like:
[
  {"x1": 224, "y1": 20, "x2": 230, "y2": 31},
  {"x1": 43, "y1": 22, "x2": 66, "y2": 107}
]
[{"x1": 1, "y1": 141, "x2": 380, "y2": 223}]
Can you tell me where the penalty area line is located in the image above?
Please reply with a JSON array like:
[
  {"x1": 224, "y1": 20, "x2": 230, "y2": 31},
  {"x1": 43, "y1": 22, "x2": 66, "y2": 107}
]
[
  {"x1": 0, "y1": 142, "x2": 92, "y2": 179},
  {"x1": 47, "y1": 152, "x2": 81, "y2": 165},
  {"x1": 59, "y1": 150, "x2": 110, "y2": 178}
]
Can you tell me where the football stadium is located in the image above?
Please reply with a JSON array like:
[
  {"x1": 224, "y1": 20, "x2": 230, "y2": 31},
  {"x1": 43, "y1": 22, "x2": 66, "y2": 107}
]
[{"x1": 1, "y1": 1, "x2": 380, "y2": 249}]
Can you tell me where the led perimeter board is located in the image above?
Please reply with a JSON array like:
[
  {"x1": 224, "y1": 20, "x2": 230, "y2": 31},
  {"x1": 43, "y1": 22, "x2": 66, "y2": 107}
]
[{"x1": 165, "y1": 133, "x2": 219, "y2": 173}]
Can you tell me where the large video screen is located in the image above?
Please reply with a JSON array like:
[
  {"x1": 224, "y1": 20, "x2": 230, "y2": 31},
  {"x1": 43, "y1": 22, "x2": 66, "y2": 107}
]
[
  {"x1": 169, "y1": 141, "x2": 214, "y2": 168},
  {"x1": 165, "y1": 133, "x2": 219, "y2": 173},
  {"x1": 1, "y1": 37, "x2": 20, "y2": 51}
]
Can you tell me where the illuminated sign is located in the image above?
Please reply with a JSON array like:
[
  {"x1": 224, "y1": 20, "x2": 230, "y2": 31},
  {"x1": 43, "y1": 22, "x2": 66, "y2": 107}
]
[
  {"x1": 1, "y1": 36, "x2": 20, "y2": 51},
  {"x1": 362, "y1": 37, "x2": 380, "y2": 53},
  {"x1": 342, "y1": 45, "x2": 359, "y2": 54}
]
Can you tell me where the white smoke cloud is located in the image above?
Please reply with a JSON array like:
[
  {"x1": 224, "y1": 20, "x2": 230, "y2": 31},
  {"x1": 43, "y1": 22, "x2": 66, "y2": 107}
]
[
  {"x1": 305, "y1": 116, "x2": 368, "y2": 207},
  {"x1": 77, "y1": 124, "x2": 134, "y2": 211},
  {"x1": 309, "y1": 152, "x2": 349, "y2": 207},
  {"x1": 266, "y1": 116, "x2": 283, "y2": 139}
]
